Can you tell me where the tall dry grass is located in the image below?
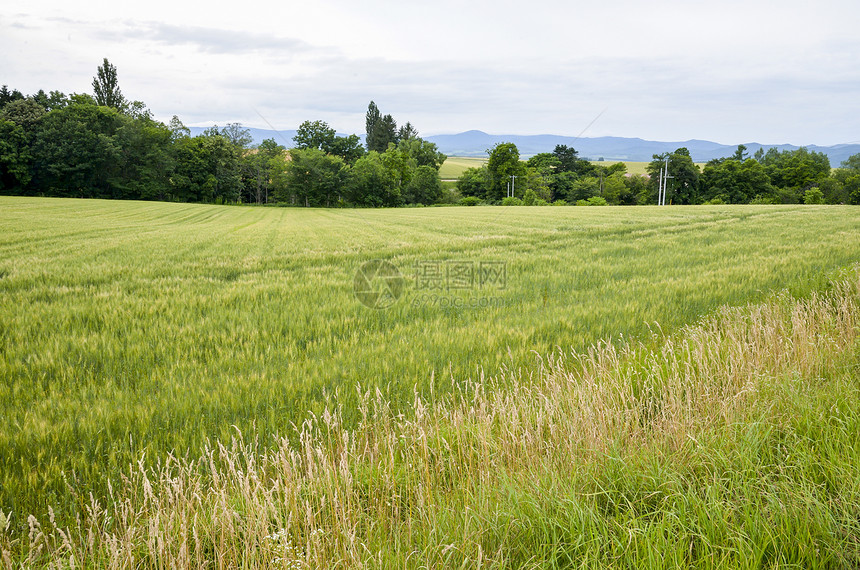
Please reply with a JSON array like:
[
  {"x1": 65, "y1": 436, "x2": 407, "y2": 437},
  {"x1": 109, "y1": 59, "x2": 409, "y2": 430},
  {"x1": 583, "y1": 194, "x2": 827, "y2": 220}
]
[{"x1": 3, "y1": 272, "x2": 859, "y2": 568}]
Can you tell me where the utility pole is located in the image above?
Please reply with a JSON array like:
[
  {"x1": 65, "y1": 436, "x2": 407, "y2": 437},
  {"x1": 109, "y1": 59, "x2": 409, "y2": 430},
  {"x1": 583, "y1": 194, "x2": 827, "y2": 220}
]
[
  {"x1": 659, "y1": 158, "x2": 673, "y2": 206},
  {"x1": 509, "y1": 175, "x2": 518, "y2": 198}
]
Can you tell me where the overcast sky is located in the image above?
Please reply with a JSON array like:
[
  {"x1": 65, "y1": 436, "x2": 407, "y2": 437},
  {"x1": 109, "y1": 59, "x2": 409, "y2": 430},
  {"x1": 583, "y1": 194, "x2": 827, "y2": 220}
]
[{"x1": 2, "y1": 0, "x2": 859, "y2": 145}]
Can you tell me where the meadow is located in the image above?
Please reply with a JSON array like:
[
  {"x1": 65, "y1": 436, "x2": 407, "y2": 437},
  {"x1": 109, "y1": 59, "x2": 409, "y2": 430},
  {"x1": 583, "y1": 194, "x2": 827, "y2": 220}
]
[{"x1": 1, "y1": 197, "x2": 859, "y2": 566}]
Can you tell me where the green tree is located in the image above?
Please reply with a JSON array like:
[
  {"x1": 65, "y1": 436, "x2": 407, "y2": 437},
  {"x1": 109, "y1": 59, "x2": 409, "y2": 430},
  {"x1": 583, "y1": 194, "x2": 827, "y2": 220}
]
[
  {"x1": 30, "y1": 101, "x2": 123, "y2": 197},
  {"x1": 398, "y1": 122, "x2": 418, "y2": 142},
  {"x1": 646, "y1": 148, "x2": 701, "y2": 204},
  {"x1": 171, "y1": 132, "x2": 242, "y2": 203},
  {"x1": 0, "y1": 98, "x2": 45, "y2": 131},
  {"x1": 276, "y1": 148, "x2": 345, "y2": 207},
  {"x1": 0, "y1": 85, "x2": 25, "y2": 109},
  {"x1": 92, "y1": 58, "x2": 127, "y2": 111},
  {"x1": 760, "y1": 147, "x2": 830, "y2": 199},
  {"x1": 397, "y1": 137, "x2": 446, "y2": 170},
  {"x1": 113, "y1": 114, "x2": 174, "y2": 200},
  {"x1": 804, "y1": 187, "x2": 825, "y2": 204},
  {"x1": 553, "y1": 144, "x2": 593, "y2": 175},
  {"x1": 0, "y1": 119, "x2": 31, "y2": 191},
  {"x1": 456, "y1": 166, "x2": 490, "y2": 199},
  {"x1": 219, "y1": 123, "x2": 253, "y2": 149},
  {"x1": 327, "y1": 134, "x2": 365, "y2": 164},
  {"x1": 700, "y1": 158, "x2": 773, "y2": 204},
  {"x1": 365, "y1": 101, "x2": 381, "y2": 150},
  {"x1": 404, "y1": 165, "x2": 443, "y2": 205},
  {"x1": 346, "y1": 151, "x2": 402, "y2": 207},
  {"x1": 487, "y1": 142, "x2": 527, "y2": 201},
  {"x1": 293, "y1": 120, "x2": 336, "y2": 151}
]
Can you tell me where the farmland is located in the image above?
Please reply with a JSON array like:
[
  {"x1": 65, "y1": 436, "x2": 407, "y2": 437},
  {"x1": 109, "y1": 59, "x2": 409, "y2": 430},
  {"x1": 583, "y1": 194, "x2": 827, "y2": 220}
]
[{"x1": 1, "y1": 197, "x2": 859, "y2": 566}]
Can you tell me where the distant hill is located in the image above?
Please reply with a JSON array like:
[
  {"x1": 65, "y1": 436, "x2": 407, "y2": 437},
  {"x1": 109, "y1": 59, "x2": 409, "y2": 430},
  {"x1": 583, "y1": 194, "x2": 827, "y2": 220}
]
[
  {"x1": 189, "y1": 126, "x2": 860, "y2": 166},
  {"x1": 425, "y1": 131, "x2": 860, "y2": 166}
]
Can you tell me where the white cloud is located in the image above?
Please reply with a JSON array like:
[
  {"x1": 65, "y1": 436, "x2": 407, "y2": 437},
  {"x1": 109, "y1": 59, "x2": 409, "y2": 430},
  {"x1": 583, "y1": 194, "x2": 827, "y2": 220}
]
[{"x1": 2, "y1": 0, "x2": 859, "y2": 145}]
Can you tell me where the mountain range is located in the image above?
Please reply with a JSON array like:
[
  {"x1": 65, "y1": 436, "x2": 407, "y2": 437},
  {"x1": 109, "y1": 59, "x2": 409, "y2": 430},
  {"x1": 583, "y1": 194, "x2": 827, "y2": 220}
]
[{"x1": 188, "y1": 127, "x2": 860, "y2": 166}]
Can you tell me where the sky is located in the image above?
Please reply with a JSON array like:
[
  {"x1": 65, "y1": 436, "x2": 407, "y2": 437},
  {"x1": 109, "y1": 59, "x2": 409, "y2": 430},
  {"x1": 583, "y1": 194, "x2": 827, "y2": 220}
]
[{"x1": 2, "y1": 0, "x2": 859, "y2": 146}]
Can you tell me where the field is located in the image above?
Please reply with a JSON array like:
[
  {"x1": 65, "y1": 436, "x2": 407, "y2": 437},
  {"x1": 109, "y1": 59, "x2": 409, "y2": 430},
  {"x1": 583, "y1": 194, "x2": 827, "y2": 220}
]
[
  {"x1": 438, "y1": 158, "x2": 701, "y2": 180},
  {"x1": 1, "y1": 197, "x2": 859, "y2": 567},
  {"x1": 438, "y1": 156, "x2": 488, "y2": 179}
]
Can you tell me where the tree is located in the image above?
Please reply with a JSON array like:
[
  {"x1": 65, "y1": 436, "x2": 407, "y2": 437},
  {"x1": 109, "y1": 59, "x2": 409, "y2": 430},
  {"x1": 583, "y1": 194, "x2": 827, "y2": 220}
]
[
  {"x1": 397, "y1": 137, "x2": 446, "y2": 170},
  {"x1": 168, "y1": 116, "x2": 190, "y2": 140},
  {"x1": 646, "y1": 148, "x2": 701, "y2": 204},
  {"x1": 398, "y1": 122, "x2": 418, "y2": 141},
  {"x1": 276, "y1": 148, "x2": 345, "y2": 207},
  {"x1": 242, "y1": 138, "x2": 285, "y2": 204},
  {"x1": 365, "y1": 101, "x2": 398, "y2": 152},
  {"x1": 30, "y1": 100, "x2": 123, "y2": 197},
  {"x1": 0, "y1": 86, "x2": 25, "y2": 109},
  {"x1": 326, "y1": 134, "x2": 365, "y2": 164},
  {"x1": 171, "y1": 132, "x2": 242, "y2": 203},
  {"x1": 219, "y1": 123, "x2": 253, "y2": 149},
  {"x1": 840, "y1": 153, "x2": 860, "y2": 172},
  {"x1": 346, "y1": 151, "x2": 402, "y2": 207},
  {"x1": 486, "y1": 142, "x2": 527, "y2": 201},
  {"x1": 293, "y1": 120, "x2": 365, "y2": 164},
  {"x1": 700, "y1": 158, "x2": 773, "y2": 204},
  {"x1": 456, "y1": 166, "x2": 490, "y2": 199},
  {"x1": 92, "y1": 58, "x2": 127, "y2": 111},
  {"x1": 553, "y1": 144, "x2": 593, "y2": 175},
  {"x1": 365, "y1": 101, "x2": 381, "y2": 150},
  {"x1": 0, "y1": 119, "x2": 32, "y2": 191},
  {"x1": 404, "y1": 165, "x2": 443, "y2": 205},
  {"x1": 293, "y1": 120, "x2": 336, "y2": 151},
  {"x1": 760, "y1": 147, "x2": 830, "y2": 198},
  {"x1": 113, "y1": 114, "x2": 174, "y2": 200},
  {"x1": 0, "y1": 98, "x2": 45, "y2": 131}
]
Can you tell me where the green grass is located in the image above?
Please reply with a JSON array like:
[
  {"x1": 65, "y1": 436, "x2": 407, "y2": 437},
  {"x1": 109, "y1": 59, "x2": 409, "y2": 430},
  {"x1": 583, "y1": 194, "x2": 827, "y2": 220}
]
[
  {"x1": 4, "y1": 263, "x2": 860, "y2": 568},
  {"x1": 1, "y1": 197, "x2": 859, "y2": 534}
]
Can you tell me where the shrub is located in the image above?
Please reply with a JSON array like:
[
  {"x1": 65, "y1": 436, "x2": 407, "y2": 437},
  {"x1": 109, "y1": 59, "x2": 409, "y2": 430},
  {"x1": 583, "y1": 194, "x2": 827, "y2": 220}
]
[
  {"x1": 459, "y1": 196, "x2": 481, "y2": 206},
  {"x1": 804, "y1": 187, "x2": 825, "y2": 205},
  {"x1": 523, "y1": 189, "x2": 537, "y2": 206},
  {"x1": 501, "y1": 197, "x2": 523, "y2": 206},
  {"x1": 586, "y1": 196, "x2": 608, "y2": 206}
]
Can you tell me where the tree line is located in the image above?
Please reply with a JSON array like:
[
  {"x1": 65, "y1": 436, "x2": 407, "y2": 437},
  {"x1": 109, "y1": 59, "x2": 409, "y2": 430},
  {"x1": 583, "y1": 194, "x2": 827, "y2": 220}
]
[
  {"x1": 457, "y1": 143, "x2": 860, "y2": 206},
  {"x1": 0, "y1": 60, "x2": 447, "y2": 206},
  {"x1": 2, "y1": 59, "x2": 859, "y2": 206}
]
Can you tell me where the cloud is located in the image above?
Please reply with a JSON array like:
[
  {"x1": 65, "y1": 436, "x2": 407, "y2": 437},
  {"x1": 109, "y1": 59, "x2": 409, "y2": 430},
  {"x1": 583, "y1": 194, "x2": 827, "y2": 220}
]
[{"x1": 93, "y1": 21, "x2": 323, "y2": 56}]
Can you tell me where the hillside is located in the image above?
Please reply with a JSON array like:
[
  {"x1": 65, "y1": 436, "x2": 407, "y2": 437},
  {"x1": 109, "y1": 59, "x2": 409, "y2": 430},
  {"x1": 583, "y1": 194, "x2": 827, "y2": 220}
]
[{"x1": 190, "y1": 126, "x2": 860, "y2": 166}]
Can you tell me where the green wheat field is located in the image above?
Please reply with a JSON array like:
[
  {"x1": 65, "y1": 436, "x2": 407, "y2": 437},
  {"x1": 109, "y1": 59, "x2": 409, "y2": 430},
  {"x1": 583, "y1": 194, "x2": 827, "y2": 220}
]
[{"x1": 1, "y1": 197, "x2": 859, "y2": 567}]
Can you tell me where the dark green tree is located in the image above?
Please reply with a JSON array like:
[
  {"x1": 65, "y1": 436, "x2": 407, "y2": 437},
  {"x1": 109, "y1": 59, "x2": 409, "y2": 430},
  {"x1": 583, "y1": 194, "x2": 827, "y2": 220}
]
[
  {"x1": 486, "y1": 142, "x2": 527, "y2": 201},
  {"x1": 0, "y1": 86, "x2": 24, "y2": 109},
  {"x1": 30, "y1": 100, "x2": 123, "y2": 197},
  {"x1": 456, "y1": 166, "x2": 490, "y2": 199},
  {"x1": 646, "y1": 148, "x2": 701, "y2": 204},
  {"x1": 92, "y1": 58, "x2": 127, "y2": 111},
  {"x1": 346, "y1": 151, "x2": 402, "y2": 207},
  {"x1": 0, "y1": 119, "x2": 32, "y2": 191},
  {"x1": 404, "y1": 165, "x2": 443, "y2": 205},
  {"x1": 398, "y1": 121, "x2": 418, "y2": 141},
  {"x1": 700, "y1": 158, "x2": 773, "y2": 204}
]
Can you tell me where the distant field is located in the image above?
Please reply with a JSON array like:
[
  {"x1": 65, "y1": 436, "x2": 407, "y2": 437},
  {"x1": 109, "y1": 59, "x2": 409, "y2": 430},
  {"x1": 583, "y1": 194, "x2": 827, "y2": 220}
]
[
  {"x1": 439, "y1": 156, "x2": 488, "y2": 179},
  {"x1": 440, "y1": 158, "x2": 702, "y2": 179},
  {"x1": 1, "y1": 198, "x2": 859, "y2": 530}
]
